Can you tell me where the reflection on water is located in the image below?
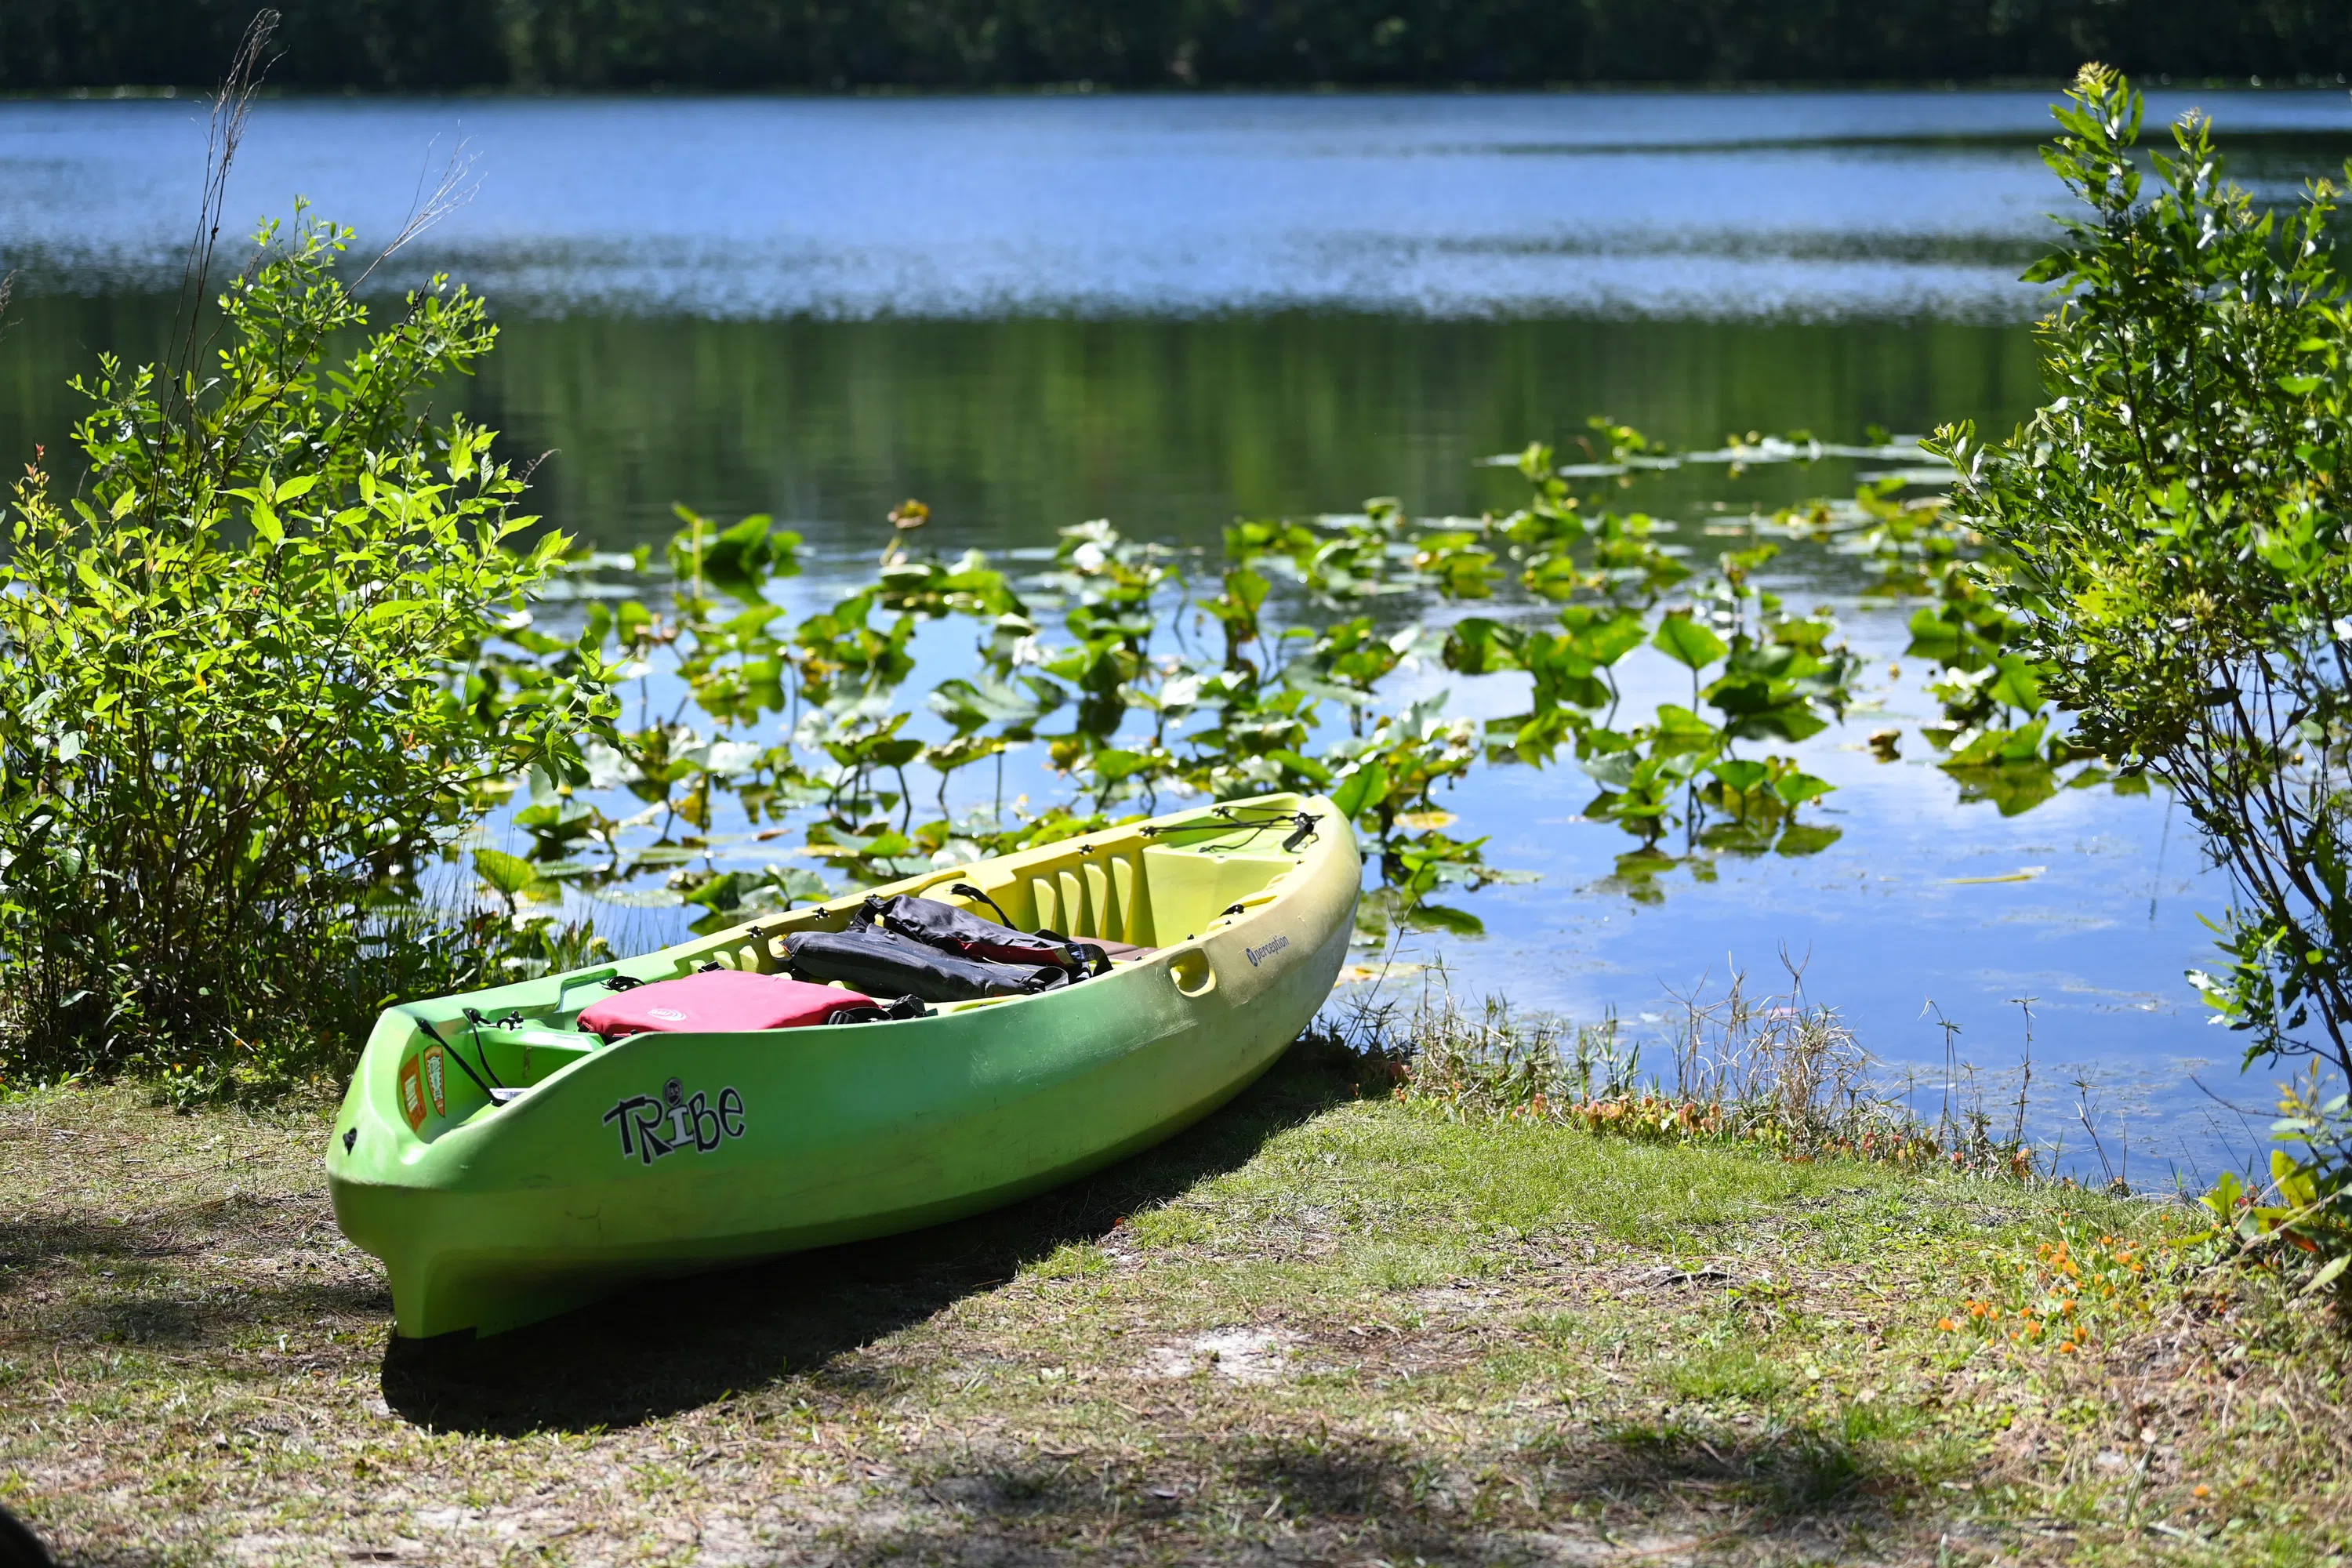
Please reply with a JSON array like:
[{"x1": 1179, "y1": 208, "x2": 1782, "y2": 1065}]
[
  {"x1": 2, "y1": 89, "x2": 2343, "y2": 1171},
  {"x1": 0, "y1": 302, "x2": 2042, "y2": 552}
]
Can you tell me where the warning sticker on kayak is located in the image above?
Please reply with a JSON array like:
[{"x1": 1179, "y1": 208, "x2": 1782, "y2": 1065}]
[
  {"x1": 604, "y1": 1077, "x2": 746, "y2": 1165},
  {"x1": 423, "y1": 1045, "x2": 448, "y2": 1117},
  {"x1": 398, "y1": 1054, "x2": 427, "y2": 1132}
]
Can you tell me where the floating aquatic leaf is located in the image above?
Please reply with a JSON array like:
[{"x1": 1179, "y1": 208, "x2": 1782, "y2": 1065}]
[
  {"x1": 1772, "y1": 770, "x2": 1834, "y2": 808},
  {"x1": 1773, "y1": 822, "x2": 1843, "y2": 857},
  {"x1": 1403, "y1": 902, "x2": 1484, "y2": 937},
  {"x1": 474, "y1": 849, "x2": 539, "y2": 898}
]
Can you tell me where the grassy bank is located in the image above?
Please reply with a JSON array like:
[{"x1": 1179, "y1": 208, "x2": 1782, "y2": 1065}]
[{"x1": 1, "y1": 1045, "x2": 2345, "y2": 1566}]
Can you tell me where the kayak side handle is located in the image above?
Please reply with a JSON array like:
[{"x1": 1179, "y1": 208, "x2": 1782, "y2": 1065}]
[{"x1": 1169, "y1": 949, "x2": 1218, "y2": 999}]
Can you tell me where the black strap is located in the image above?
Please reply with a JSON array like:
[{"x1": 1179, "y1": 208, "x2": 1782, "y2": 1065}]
[
  {"x1": 950, "y1": 881, "x2": 1016, "y2": 927},
  {"x1": 1142, "y1": 808, "x2": 1319, "y2": 843},
  {"x1": 459, "y1": 1009, "x2": 510, "y2": 1088},
  {"x1": 603, "y1": 974, "x2": 644, "y2": 992},
  {"x1": 409, "y1": 1014, "x2": 499, "y2": 1101},
  {"x1": 1036, "y1": 928, "x2": 1113, "y2": 978},
  {"x1": 825, "y1": 994, "x2": 930, "y2": 1025}
]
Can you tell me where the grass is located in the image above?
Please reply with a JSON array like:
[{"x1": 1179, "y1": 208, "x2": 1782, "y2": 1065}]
[{"x1": 2, "y1": 1041, "x2": 2348, "y2": 1566}]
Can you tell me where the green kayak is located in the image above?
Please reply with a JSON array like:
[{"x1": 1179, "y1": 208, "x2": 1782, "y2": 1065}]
[{"x1": 326, "y1": 792, "x2": 1359, "y2": 1338}]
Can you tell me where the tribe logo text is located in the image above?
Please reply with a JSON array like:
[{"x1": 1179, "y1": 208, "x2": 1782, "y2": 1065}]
[{"x1": 604, "y1": 1078, "x2": 746, "y2": 1164}]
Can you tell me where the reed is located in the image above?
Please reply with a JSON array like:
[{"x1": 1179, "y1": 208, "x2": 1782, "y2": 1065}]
[{"x1": 1334, "y1": 961, "x2": 2040, "y2": 1178}]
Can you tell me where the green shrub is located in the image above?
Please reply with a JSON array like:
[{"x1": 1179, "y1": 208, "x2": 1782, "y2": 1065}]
[
  {"x1": 1936, "y1": 65, "x2": 2352, "y2": 1084},
  {"x1": 1934, "y1": 66, "x2": 2352, "y2": 1270},
  {"x1": 0, "y1": 209, "x2": 614, "y2": 1081}
]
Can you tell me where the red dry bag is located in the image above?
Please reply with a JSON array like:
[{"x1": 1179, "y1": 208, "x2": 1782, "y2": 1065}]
[{"x1": 575, "y1": 969, "x2": 875, "y2": 1041}]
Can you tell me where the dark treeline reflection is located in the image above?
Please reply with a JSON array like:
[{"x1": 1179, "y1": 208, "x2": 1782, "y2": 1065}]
[
  {"x1": 0, "y1": 303, "x2": 2040, "y2": 552},
  {"x1": 473, "y1": 314, "x2": 2045, "y2": 550}
]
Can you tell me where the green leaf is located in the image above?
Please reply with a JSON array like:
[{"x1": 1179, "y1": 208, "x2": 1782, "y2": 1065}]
[
  {"x1": 1774, "y1": 822, "x2": 1842, "y2": 856},
  {"x1": 1652, "y1": 612, "x2": 1728, "y2": 671},
  {"x1": 704, "y1": 513, "x2": 798, "y2": 579},
  {"x1": 1986, "y1": 655, "x2": 2045, "y2": 713},
  {"x1": 1582, "y1": 750, "x2": 1639, "y2": 791},
  {"x1": 1722, "y1": 703, "x2": 1829, "y2": 745},
  {"x1": 682, "y1": 871, "x2": 742, "y2": 911},
  {"x1": 1650, "y1": 705, "x2": 1723, "y2": 758},
  {"x1": 1711, "y1": 759, "x2": 1769, "y2": 794},
  {"x1": 1402, "y1": 902, "x2": 1484, "y2": 937},
  {"x1": 1772, "y1": 770, "x2": 1835, "y2": 807},
  {"x1": 1089, "y1": 748, "x2": 1157, "y2": 782},
  {"x1": 1904, "y1": 606, "x2": 1963, "y2": 659},
  {"x1": 1330, "y1": 760, "x2": 1390, "y2": 822},
  {"x1": 1560, "y1": 606, "x2": 1648, "y2": 666},
  {"x1": 1442, "y1": 618, "x2": 1522, "y2": 674},
  {"x1": 1270, "y1": 749, "x2": 1334, "y2": 786},
  {"x1": 930, "y1": 676, "x2": 1054, "y2": 729},
  {"x1": 474, "y1": 848, "x2": 540, "y2": 897}
]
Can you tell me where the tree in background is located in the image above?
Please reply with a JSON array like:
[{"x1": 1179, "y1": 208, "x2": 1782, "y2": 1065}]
[{"x1": 2, "y1": 0, "x2": 2347, "y2": 91}]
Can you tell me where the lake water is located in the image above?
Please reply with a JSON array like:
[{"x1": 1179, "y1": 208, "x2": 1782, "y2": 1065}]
[{"x1": 7, "y1": 89, "x2": 2352, "y2": 1175}]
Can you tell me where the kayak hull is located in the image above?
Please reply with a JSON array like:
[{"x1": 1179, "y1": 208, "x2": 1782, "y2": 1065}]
[{"x1": 327, "y1": 793, "x2": 1359, "y2": 1338}]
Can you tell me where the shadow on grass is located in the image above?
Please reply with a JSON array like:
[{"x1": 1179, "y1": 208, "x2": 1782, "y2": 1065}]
[
  {"x1": 840, "y1": 1418, "x2": 1918, "y2": 1565},
  {"x1": 0, "y1": 1218, "x2": 175, "y2": 1280},
  {"x1": 876, "y1": 1434, "x2": 1475, "y2": 1565},
  {"x1": 0, "y1": 1192, "x2": 389, "y2": 1348},
  {"x1": 0, "y1": 1192, "x2": 300, "y2": 1276},
  {"x1": 379, "y1": 1042, "x2": 1365, "y2": 1437},
  {"x1": 1589, "y1": 1412, "x2": 1899, "y2": 1519}
]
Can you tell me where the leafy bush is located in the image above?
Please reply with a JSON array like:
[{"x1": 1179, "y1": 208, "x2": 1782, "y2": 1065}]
[
  {"x1": 0, "y1": 210, "x2": 612, "y2": 1081},
  {"x1": 1936, "y1": 66, "x2": 2352, "y2": 1084},
  {"x1": 2199, "y1": 1080, "x2": 2352, "y2": 1293},
  {"x1": 1934, "y1": 66, "x2": 2352, "y2": 1270}
]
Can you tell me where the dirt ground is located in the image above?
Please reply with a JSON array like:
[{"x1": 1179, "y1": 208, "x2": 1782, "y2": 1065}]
[{"x1": 1, "y1": 1048, "x2": 2344, "y2": 1566}]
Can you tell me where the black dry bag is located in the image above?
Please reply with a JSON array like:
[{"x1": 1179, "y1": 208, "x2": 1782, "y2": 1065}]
[
  {"x1": 782, "y1": 925, "x2": 1069, "y2": 1004},
  {"x1": 853, "y1": 892, "x2": 1112, "y2": 978}
]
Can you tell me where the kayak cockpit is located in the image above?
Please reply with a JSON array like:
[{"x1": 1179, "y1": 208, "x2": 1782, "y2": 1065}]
[{"x1": 376, "y1": 798, "x2": 1333, "y2": 1135}]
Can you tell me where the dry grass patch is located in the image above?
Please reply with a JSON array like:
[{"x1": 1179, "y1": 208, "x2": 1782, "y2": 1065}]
[{"x1": 1, "y1": 1048, "x2": 2347, "y2": 1565}]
